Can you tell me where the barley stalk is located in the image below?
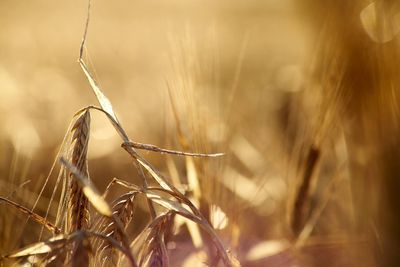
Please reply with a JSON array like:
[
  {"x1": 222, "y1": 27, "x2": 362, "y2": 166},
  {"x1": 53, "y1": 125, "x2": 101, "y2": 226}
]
[
  {"x1": 138, "y1": 213, "x2": 173, "y2": 267},
  {"x1": 67, "y1": 110, "x2": 91, "y2": 233},
  {"x1": 94, "y1": 192, "x2": 137, "y2": 266}
]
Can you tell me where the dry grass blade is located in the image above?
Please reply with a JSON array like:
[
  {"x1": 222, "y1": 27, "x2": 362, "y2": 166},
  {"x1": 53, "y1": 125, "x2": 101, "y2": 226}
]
[
  {"x1": 131, "y1": 155, "x2": 200, "y2": 217},
  {"x1": 67, "y1": 110, "x2": 91, "y2": 232},
  {"x1": 79, "y1": 0, "x2": 118, "y2": 125},
  {"x1": 0, "y1": 197, "x2": 61, "y2": 234},
  {"x1": 134, "y1": 158, "x2": 174, "y2": 191},
  {"x1": 79, "y1": 60, "x2": 119, "y2": 126},
  {"x1": 94, "y1": 192, "x2": 137, "y2": 266},
  {"x1": 124, "y1": 141, "x2": 224, "y2": 157},
  {"x1": 79, "y1": 0, "x2": 91, "y2": 59},
  {"x1": 5, "y1": 232, "x2": 91, "y2": 266},
  {"x1": 61, "y1": 157, "x2": 112, "y2": 217},
  {"x1": 78, "y1": 2, "x2": 128, "y2": 142},
  {"x1": 5, "y1": 234, "x2": 68, "y2": 258},
  {"x1": 145, "y1": 192, "x2": 198, "y2": 221},
  {"x1": 103, "y1": 177, "x2": 141, "y2": 198}
]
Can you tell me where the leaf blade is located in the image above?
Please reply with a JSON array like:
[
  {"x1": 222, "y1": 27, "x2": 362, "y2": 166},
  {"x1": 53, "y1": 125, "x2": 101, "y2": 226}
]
[{"x1": 60, "y1": 157, "x2": 112, "y2": 217}]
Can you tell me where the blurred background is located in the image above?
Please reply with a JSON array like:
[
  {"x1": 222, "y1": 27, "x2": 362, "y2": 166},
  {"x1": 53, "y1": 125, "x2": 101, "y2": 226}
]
[{"x1": 1, "y1": 0, "x2": 400, "y2": 266}]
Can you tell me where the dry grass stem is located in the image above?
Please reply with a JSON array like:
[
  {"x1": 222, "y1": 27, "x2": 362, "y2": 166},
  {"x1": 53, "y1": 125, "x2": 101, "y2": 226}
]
[
  {"x1": 125, "y1": 141, "x2": 224, "y2": 157},
  {"x1": 0, "y1": 197, "x2": 61, "y2": 234}
]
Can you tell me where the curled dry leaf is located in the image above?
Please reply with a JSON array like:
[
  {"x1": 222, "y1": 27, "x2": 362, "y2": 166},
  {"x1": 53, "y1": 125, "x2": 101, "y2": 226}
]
[
  {"x1": 79, "y1": 60, "x2": 119, "y2": 124},
  {"x1": 79, "y1": 60, "x2": 131, "y2": 143}
]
